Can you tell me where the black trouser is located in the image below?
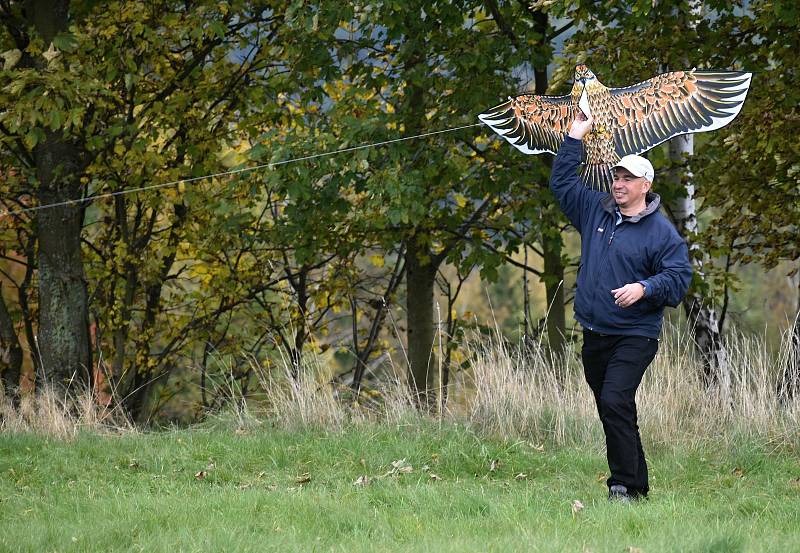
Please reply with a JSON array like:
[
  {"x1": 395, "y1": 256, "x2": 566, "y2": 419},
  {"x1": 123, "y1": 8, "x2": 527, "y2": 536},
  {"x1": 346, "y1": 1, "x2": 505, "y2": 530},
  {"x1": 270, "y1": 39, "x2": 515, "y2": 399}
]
[{"x1": 582, "y1": 329, "x2": 659, "y2": 496}]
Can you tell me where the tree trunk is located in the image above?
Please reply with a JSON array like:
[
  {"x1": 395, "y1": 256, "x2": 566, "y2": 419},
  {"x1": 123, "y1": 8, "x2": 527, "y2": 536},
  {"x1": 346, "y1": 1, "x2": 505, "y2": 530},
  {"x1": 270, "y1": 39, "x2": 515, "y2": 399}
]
[
  {"x1": 0, "y1": 283, "x2": 23, "y2": 405},
  {"x1": 125, "y1": 203, "x2": 187, "y2": 424},
  {"x1": 405, "y1": 239, "x2": 438, "y2": 402},
  {"x1": 26, "y1": 0, "x2": 92, "y2": 394},
  {"x1": 669, "y1": 135, "x2": 728, "y2": 383},
  {"x1": 664, "y1": 0, "x2": 727, "y2": 386},
  {"x1": 667, "y1": 134, "x2": 728, "y2": 385},
  {"x1": 542, "y1": 235, "x2": 566, "y2": 355},
  {"x1": 290, "y1": 267, "x2": 309, "y2": 381},
  {"x1": 779, "y1": 269, "x2": 800, "y2": 399},
  {"x1": 36, "y1": 166, "x2": 91, "y2": 392}
]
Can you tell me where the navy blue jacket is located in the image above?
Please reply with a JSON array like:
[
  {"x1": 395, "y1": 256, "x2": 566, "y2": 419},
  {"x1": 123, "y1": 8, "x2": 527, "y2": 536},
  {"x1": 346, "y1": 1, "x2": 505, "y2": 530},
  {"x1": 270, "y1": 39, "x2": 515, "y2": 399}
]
[{"x1": 550, "y1": 137, "x2": 692, "y2": 339}]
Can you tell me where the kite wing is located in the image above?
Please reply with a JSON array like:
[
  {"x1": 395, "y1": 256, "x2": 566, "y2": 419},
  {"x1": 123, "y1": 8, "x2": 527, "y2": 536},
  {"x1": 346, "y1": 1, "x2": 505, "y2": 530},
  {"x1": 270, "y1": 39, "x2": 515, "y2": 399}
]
[
  {"x1": 478, "y1": 93, "x2": 577, "y2": 155},
  {"x1": 609, "y1": 70, "x2": 752, "y2": 156}
]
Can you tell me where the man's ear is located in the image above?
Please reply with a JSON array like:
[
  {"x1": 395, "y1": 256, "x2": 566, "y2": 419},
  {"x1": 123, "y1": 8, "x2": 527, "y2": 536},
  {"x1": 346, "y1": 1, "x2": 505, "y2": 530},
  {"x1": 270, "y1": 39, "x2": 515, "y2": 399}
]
[{"x1": 643, "y1": 180, "x2": 653, "y2": 192}]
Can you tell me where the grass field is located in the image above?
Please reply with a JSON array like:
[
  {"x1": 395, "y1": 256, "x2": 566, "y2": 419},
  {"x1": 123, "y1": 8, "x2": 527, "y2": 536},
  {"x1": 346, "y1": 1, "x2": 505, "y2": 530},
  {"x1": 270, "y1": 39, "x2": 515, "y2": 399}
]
[{"x1": 1, "y1": 421, "x2": 799, "y2": 552}]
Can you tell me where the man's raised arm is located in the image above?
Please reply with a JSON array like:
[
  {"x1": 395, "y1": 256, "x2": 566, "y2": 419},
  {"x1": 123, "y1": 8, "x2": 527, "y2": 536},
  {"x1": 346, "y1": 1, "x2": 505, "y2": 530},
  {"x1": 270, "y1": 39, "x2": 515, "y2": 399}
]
[{"x1": 549, "y1": 114, "x2": 597, "y2": 234}]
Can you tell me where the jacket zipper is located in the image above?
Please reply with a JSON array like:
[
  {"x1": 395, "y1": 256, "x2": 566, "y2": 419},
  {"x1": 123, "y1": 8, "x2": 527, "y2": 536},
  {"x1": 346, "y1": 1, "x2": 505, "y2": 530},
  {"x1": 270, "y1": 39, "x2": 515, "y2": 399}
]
[{"x1": 587, "y1": 213, "x2": 617, "y2": 327}]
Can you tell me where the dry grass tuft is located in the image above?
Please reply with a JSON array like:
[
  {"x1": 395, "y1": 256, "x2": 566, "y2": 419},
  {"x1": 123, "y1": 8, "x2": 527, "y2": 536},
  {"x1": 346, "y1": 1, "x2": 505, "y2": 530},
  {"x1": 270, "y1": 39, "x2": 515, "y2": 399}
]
[
  {"x1": 0, "y1": 385, "x2": 132, "y2": 438},
  {"x1": 4, "y1": 323, "x2": 797, "y2": 449},
  {"x1": 460, "y1": 323, "x2": 800, "y2": 449},
  {"x1": 249, "y1": 351, "x2": 419, "y2": 431}
]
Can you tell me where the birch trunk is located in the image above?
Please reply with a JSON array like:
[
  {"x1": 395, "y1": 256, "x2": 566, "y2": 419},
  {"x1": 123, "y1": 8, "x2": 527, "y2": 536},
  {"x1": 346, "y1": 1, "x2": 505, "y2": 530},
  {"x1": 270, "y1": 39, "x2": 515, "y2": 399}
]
[{"x1": 667, "y1": 134, "x2": 728, "y2": 385}]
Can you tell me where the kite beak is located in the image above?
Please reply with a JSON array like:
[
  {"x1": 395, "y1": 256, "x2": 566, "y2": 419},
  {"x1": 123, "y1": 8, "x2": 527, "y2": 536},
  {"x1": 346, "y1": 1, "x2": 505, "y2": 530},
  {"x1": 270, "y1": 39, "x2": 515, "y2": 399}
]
[{"x1": 578, "y1": 85, "x2": 592, "y2": 118}]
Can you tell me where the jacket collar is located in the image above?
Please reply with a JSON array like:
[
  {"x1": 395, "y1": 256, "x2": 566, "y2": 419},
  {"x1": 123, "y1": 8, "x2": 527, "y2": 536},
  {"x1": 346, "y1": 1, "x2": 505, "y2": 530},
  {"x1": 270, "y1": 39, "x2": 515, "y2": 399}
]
[{"x1": 601, "y1": 192, "x2": 661, "y2": 222}]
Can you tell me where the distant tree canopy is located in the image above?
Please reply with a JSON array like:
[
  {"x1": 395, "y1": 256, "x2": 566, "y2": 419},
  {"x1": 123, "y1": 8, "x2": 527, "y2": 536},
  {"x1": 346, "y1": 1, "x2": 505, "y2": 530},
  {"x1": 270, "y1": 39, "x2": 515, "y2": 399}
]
[{"x1": 0, "y1": 0, "x2": 795, "y2": 421}]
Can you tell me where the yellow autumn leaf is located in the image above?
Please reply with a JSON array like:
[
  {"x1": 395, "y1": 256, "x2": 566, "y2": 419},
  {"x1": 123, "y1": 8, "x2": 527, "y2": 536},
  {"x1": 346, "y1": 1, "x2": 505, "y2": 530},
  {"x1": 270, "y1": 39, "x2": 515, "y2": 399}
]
[{"x1": 369, "y1": 254, "x2": 384, "y2": 268}]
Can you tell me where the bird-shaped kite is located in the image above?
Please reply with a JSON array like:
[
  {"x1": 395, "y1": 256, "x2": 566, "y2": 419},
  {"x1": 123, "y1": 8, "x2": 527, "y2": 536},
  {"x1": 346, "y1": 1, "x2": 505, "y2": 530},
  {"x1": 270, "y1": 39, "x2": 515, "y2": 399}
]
[{"x1": 479, "y1": 65, "x2": 752, "y2": 188}]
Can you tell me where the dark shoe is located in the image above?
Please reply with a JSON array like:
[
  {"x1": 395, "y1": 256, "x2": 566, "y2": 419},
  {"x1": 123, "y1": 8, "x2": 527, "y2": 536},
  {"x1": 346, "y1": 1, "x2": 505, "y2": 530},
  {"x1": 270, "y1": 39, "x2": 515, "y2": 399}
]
[{"x1": 608, "y1": 484, "x2": 636, "y2": 503}]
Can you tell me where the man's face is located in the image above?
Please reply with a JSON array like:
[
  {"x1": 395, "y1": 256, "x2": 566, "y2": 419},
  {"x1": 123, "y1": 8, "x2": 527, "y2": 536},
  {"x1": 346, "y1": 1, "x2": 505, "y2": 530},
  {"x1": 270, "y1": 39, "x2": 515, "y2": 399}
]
[{"x1": 612, "y1": 167, "x2": 650, "y2": 210}]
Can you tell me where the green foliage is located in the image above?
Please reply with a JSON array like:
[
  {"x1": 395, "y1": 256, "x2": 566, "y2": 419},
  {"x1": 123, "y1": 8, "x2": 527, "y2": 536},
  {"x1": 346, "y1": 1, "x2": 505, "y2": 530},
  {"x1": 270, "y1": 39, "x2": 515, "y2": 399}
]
[
  {"x1": 0, "y1": 0, "x2": 348, "y2": 416},
  {"x1": 0, "y1": 0, "x2": 796, "y2": 419},
  {"x1": 694, "y1": 0, "x2": 800, "y2": 272}
]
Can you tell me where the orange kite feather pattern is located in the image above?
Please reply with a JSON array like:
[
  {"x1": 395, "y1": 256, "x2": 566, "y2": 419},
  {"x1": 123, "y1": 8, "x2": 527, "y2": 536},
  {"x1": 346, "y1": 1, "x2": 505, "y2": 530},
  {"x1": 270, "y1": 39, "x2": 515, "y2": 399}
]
[{"x1": 479, "y1": 65, "x2": 752, "y2": 189}]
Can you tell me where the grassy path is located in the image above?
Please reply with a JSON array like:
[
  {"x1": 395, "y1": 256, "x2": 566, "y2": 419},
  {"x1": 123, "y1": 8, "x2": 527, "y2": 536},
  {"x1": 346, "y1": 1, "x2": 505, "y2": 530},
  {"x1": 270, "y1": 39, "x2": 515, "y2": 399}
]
[{"x1": 1, "y1": 423, "x2": 798, "y2": 552}]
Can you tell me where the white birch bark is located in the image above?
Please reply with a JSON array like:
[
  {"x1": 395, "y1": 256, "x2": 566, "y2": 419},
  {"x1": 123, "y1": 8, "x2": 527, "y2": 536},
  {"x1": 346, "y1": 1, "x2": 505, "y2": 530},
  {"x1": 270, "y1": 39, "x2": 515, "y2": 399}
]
[
  {"x1": 664, "y1": 0, "x2": 729, "y2": 386},
  {"x1": 667, "y1": 135, "x2": 729, "y2": 385}
]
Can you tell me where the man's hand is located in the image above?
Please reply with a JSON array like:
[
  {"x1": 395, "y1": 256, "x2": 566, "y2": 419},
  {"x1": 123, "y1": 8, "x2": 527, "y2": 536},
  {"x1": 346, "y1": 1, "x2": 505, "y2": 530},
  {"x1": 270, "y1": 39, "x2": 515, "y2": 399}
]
[
  {"x1": 568, "y1": 112, "x2": 593, "y2": 140},
  {"x1": 611, "y1": 283, "x2": 645, "y2": 308}
]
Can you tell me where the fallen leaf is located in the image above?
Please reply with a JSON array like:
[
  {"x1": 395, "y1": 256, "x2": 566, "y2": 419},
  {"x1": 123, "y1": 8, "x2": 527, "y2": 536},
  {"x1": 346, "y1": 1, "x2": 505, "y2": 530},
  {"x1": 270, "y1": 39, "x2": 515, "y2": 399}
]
[
  {"x1": 627, "y1": 547, "x2": 643, "y2": 553},
  {"x1": 431, "y1": 453, "x2": 440, "y2": 463},
  {"x1": 514, "y1": 473, "x2": 528, "y2": 480},
  {"x1": 237, "y1": 483, "x2": 252, "y2": 490},
  {"x1": 387, "y1": 459, "x2": 413, "y2": 475},
  {"x1": 42, "y1": 42, "x2": 59, "y2": 63},
  {"x1": 354, "y1": 475, "x2": 370, "y2": 487},
  {"x1": 571, "y1": 499, "x2": 584, "y2": 517},
  {"x1": 789, "y1": 478, "x2": 800, "y2": 489},
  {"x1": 596, "y1": 472, "x2": 608, "y2": 483},
  {"x1": 257, "y1": 471, "x2": 266, "y2": 479},
  {"x1": 528, "y1": 442, "x2": 545, "y2": 452},
  {"x1": 266, "y1": 484, "x2": 277, "y2": 491},
  {"x1": 732, "y1": 467, "x2": 745, "y2": 478},
  {"x1": 295, "y1": 473, "x2": 311, "y2": 484},
  {"x1": 2, "y1": 48, "x2": 22, "y2": 70},
  {"x1": 359, "y1": 458, "x2": 366, "y2": 467},
  {"x1": 489, "y1": 459, "x2": 500, "y2": 472},
  {"x1": 421, "y1": 464, "x2": 431, "y2": 472},
  {"x1": 429, "y1": 473, "x2": 441, "y2": 481},
  {"x1": 194, "y1": 471, "x2": 206, "y2": 480},
  {"x1": 128, "y1": 460, "x2": 140, "y2": 469}
]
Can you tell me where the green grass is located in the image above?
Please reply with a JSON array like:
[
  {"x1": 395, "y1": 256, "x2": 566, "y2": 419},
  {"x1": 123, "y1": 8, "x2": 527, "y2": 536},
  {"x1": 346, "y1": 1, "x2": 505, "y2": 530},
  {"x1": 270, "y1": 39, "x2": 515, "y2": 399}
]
[{"x1": 1, "y1": 422, "x2": 799, "y2": 552}]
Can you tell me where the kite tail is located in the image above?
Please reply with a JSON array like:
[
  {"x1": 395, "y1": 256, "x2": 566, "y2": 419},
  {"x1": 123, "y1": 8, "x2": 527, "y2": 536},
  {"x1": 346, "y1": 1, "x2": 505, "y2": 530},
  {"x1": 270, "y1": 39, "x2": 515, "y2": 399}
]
[{"x1": 579, "y1": 163, "x2": 613, "y2": 191}]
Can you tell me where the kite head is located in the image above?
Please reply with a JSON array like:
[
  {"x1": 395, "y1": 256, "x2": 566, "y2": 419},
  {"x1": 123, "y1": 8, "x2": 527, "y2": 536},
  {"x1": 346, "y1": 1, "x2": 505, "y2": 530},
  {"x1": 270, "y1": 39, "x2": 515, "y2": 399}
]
[
  {"x1": 574, "y1": 65, "x2": 597, "y2": 85},
  {"x1": 572, "y1": 64, "x2": 598, "y2": 117}
]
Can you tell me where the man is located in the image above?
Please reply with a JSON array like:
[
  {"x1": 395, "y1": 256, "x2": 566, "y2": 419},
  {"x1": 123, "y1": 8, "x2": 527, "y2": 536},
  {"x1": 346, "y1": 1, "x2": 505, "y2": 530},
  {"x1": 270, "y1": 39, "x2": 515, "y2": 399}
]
[{"x1": 550, "y1": 113, "x2": 692, "y2": 502}]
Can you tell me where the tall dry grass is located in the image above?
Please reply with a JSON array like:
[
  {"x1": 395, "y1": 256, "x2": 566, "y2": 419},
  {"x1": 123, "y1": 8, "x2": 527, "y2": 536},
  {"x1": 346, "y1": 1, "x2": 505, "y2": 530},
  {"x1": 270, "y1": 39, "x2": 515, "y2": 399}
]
[
  {"x1": 243, "y1": 321, "x2": 799, "y2": 449},
  {"x1": 3, "y1": 323, "x2": 798, "y2": 450},
  {"x1": 462, "y1": 323, "x2": 800, "y2": 449},
  {"x1": 248, "y1": 348, "x2": 419, "y2": 430},
  {"x1": 0, "y1": 385, "x2": 132, "y2": 438}
]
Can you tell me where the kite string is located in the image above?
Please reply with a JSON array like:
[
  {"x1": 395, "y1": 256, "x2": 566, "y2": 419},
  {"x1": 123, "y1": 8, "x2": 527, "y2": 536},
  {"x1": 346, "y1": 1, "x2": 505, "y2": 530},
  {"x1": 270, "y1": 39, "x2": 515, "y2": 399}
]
[{"x1": 1, "y1": 122, "x2": 483, "y2": 217}]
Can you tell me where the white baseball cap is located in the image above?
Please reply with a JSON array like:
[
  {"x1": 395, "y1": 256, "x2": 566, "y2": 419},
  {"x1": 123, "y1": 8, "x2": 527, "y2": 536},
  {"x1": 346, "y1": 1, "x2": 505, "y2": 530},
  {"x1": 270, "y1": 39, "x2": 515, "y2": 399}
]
[{"x1": 613, "y1": 155, "x2": 654, "y2": 183}]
